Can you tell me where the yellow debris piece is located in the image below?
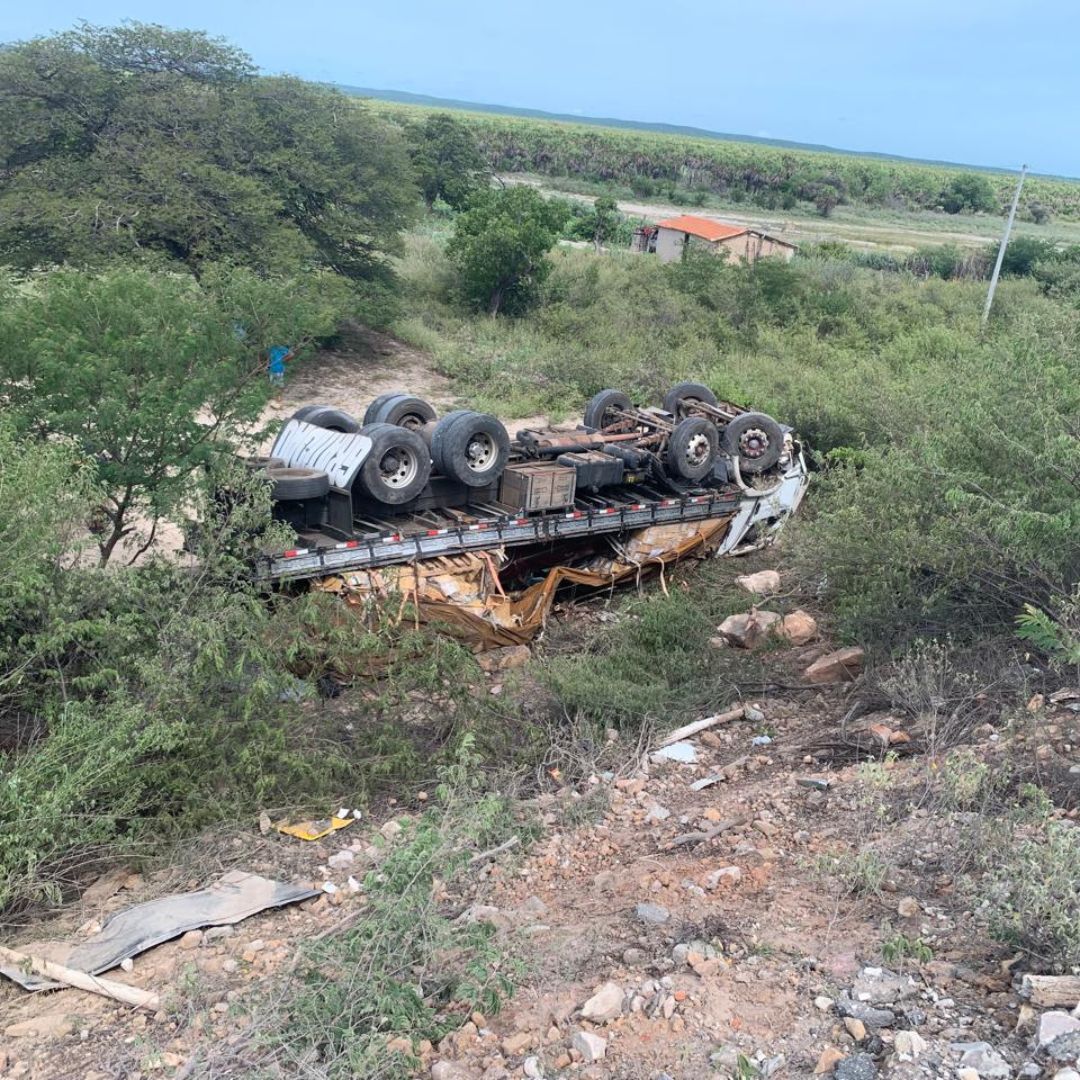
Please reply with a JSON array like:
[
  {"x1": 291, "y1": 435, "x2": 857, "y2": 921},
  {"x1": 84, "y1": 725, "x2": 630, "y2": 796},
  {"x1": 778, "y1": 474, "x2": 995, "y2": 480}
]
[{"x1": 275, "y1": 816, "x2": 355, "y2": 842}]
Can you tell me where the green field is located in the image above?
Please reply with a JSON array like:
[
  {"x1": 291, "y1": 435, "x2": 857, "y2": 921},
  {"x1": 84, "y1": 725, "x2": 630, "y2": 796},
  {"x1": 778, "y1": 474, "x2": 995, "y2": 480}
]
[{"x1": 366, "y1": 98, "x2": 1080, "y2": 233}]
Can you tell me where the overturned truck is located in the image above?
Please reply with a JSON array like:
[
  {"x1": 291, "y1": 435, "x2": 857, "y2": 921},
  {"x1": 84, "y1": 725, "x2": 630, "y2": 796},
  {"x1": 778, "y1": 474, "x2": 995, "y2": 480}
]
[{"x1": 253, "y1": 383, "x2": 808, "y2": 601}]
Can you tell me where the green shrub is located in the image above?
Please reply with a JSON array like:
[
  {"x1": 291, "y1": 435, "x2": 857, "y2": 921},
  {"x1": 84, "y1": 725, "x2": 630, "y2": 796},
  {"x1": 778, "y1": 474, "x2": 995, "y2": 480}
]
[{"x1": 986, "y1": 823, "x2": 1080, "y2": 967}]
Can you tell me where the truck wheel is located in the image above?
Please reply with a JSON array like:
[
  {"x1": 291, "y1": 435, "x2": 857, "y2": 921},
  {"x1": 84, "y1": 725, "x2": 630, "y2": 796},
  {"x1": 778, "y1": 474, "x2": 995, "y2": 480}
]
[
  {"x1": 244, "y1": 455, "x2": 285, "y2": 471},
  {"x1": 290, "y1": 405, "x2": 323, "y2": 423},
  {"x1": 264, "y1": 467, "x2": 331, "y2": 501},
  {"x1": 368, "y1": 394, "x2": 437, "y2": 430},
  {"x1": 431, "y1": 411, "x2": 510, "y2": 488},
  {"x1": 666, "y1": 417, "x2": 718, "y2": 481},
  {"x1": 362, "y1": 394, "x2": 399, "y2": 426},
  {"x1": 721, "y1": 412, "x2": 784, "y2": 475},
  {"x1": 302, "y1": 406, "x2": 362, "y2": 434},
  {"x1": 663, "y1": 381, "x2": 718, "y2": 416},
  {"x1": 429, "y1": 410, "x2": 477, "y2": 469},
  {"x1": 583, "y1": 389, "x2": 633, "y2": 430},
  {"x1": 356, "y1": 423, "x2": 431, "y2": 505}
]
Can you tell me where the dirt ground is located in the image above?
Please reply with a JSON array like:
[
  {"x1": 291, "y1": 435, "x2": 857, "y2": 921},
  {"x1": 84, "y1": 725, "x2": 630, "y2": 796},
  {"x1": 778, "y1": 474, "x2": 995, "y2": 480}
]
[{"x1": 2, "y1": 584, "x2": 1077, "y2": 1079}]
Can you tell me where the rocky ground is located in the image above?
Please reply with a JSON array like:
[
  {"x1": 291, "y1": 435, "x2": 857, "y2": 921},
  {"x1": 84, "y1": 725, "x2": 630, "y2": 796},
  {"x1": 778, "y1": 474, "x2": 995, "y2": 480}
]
[{"x1": 2, "y1": 573, "x2": 1079, "y2": 1080}]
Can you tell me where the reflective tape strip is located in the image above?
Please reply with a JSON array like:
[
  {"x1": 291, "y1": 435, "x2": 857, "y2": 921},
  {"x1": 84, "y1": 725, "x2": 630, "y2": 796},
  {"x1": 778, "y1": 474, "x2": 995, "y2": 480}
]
[
  {"x1": 381, "y1": 534, "x2": 401, "y2": 543},
  {"x1": 282, "y1": 548, "x2": 309, "y2": 559}
]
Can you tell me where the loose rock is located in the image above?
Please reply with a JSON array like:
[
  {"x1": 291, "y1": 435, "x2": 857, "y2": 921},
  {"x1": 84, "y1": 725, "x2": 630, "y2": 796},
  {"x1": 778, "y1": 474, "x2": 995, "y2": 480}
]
[
  {"x1": 635, "y1": 902, "x2": 671, "y2": 925},
  {"x1": 736, "y1": 570, "x2": 781, "y2": 596},
  {"x1": 571, "y1": 1030, "x2": 607, "y2": 1063},
  {"x1": 835, "y1": 1054, "x2": 878, "y2": 1080},
  {"x1": 779, "y1": 609, "x2": 818, "y2": 645},
  {"x1": 804, "y1": 646, "x2": 865, "y2": 684},
  {"x1": 580, "y1": 981, "x2": 624, "y2": 1023}
]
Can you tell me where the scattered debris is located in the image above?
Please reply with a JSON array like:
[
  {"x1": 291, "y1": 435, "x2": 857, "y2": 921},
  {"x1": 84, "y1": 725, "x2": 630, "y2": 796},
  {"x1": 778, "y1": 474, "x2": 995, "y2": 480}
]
[
  {"x1": 0, "y1": 871, "x2": 318, "y2": 993},
  {"x1": 651, "y1": 741, "x2": 698, "y2": 764},
  {"x1": 657, "y1": 705, "x2": 749, "y2": 747},
  {"x1": 276, "y1": 813, "x2": 355, "y2": 842},
  {"x1": 0, "y1": 945, "x2": 159, "y2": 1012}
]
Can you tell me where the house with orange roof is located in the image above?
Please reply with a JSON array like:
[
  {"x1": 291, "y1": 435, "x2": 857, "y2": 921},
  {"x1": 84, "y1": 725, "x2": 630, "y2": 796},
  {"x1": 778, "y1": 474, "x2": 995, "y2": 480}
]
[{"x1": 641, "y1": 214, "x2": 797, "y2": 264}]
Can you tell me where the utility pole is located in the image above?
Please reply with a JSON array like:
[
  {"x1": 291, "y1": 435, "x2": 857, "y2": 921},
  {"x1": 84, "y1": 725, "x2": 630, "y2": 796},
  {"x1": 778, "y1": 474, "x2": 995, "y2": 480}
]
[{"x1": 982, "y1": 164, "x2": 1028, "y2": 328}]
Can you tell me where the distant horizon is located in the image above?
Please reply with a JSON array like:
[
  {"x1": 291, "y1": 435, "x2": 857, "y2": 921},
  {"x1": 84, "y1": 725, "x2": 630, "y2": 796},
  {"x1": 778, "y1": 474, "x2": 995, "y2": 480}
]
[
  {"x1": 349, "y1": 85, "x2": 1068, "y2": 182},
  {"x1": 6, "y1": 1, "x2": 1078, "y2": 175}
]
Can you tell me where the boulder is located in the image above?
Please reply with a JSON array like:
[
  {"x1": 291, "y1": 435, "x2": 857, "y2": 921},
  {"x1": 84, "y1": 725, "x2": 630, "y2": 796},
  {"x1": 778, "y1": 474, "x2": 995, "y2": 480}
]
[
  {"x1": 718, "y1": 609, "x2": 781, "y2": 649},
  {"x1": 779, "y1": 609, "x2": 818, "y2": 645},
  {"x1": 804, "y1": 646, "x2": 865, "y2": 684},
  {"x1": 736, "y1": 570, "x2": 781, "y2": 596}
]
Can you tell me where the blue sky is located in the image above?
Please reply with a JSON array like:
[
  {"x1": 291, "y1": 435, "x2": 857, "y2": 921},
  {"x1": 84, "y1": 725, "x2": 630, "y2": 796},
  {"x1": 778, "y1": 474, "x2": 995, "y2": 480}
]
[{"x1": 6, "y1": 1, "x2": 1078, "y2": 176}]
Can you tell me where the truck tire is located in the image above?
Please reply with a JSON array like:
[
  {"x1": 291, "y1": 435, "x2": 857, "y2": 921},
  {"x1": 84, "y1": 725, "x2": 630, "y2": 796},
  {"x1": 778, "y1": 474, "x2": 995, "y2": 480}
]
[
  {"x1": 301, "y1": 406, "x2": 362, "y2": 434},
  {"x1": 355, "y1": 423, "x2": 431, "y2": 505},
  {"x1": 290, "y1": 405, "x2": 323, "y2": 423},
  {"x1": 663, "y1": 381, "x2": 718, "y2": 416},
  {"x1": 265, "y1": 467, "x2": 331, "y2": 501},
  {"x1": 431, "y1": 411, "x2": 510, "y2": 488},
  {"x1": 583, "y1": 389, "x2": 633, "y2": 430},
  {"x1": 666, "y1": 417, "x2": 718, "y2": 481},
  {"x1": 721, "y1": 412, "x2": 784, "y2": 475},
  {"x1": 362, "y1": 393, "x2": 399, "y2": 426},
  {"x1": 366, "y1": 394, "x2": 437, "y2": 431},
  {"x1": 429, "y1": 410, "x2": 476, "y2": 469},
  {"x1": 243, "y1": 455, "x2": 285, "y2": 471}
]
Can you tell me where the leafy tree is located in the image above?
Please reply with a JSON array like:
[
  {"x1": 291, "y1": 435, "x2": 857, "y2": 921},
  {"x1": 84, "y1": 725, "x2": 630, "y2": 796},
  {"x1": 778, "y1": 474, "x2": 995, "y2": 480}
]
[
  {"x1": 941, "y1": 173, "x2": 997, "y2": 214},
  {"x1": 0, "y1": 266, "x2": 350, "y2": 563},
  {"x1": 407, "y1": 112, "x2": 489, "y2": 210},
  {"x1": 0, "y1": 22, "x2": 417, "y2": 280},
  {"x1": 448, "y1": 187, "x2": 568, "y2": 315},
  {"x1": 589, "y1": 196, "x2": 621, "y2": 252},
  {"x1": 994, "y1": 235, "x2": 1058, "y2": 277}
]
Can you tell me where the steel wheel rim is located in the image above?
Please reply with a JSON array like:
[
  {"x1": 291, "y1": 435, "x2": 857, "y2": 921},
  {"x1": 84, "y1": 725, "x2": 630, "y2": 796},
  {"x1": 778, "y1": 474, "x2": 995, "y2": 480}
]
[
  {"x1": 379, "y1": 446, "x2": 418, "y2": 488},
  {"x1": 464, "y1": 431, "x2": 497, "y2": 473},
  {"x1": 686, "y1": 432, "x2": 711, "y2": 467},
  {"x1": 739, "y1": 427, "x2": 769, "y2": 459}
]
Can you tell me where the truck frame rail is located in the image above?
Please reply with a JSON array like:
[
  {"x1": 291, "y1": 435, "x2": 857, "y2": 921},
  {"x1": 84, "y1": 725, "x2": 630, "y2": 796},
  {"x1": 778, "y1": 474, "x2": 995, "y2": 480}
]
[{"x1": 257, "y1": 453, "x2": 808, "y2": 583}]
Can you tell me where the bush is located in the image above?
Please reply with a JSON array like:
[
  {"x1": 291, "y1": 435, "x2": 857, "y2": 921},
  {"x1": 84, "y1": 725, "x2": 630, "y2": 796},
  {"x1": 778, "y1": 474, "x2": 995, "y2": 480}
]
[{"x1": 986, "y1": 822, "x2": 1080, "y2": 967}]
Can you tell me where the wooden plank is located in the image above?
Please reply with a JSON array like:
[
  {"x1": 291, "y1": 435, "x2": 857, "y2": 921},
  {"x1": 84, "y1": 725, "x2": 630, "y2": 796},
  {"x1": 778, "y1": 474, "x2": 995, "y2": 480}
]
[
  {"x1": 0, "y1": 945, "x2": 160, "y2": 1012},
  {"x1": 1022, "y1": 974, "x2": 1080, "y2": 1007},
  {"x1": 657, "y1": 706, "x2": 746, "y2": 747}
]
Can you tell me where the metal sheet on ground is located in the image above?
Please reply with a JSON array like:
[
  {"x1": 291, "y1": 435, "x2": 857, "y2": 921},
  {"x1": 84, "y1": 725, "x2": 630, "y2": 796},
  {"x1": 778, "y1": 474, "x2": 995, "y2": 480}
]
[{"x1": 0, "y1": 871, "x2": 319, "y2": 992}]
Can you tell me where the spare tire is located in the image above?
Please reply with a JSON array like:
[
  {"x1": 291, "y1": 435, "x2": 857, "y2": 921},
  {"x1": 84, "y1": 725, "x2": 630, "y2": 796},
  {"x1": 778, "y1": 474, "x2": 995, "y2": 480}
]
[
  {"x1": 583, "y1": 389, "x2": 633, "y2": 430},
  {"x1": 265, "y1": 467, "x2": 331, "y2": 501},
  {"x1": 368, "y1": 394, "x2": 437, "y2": 430},
  {"x1": 355, "y1": 423, "x2": 431, "y2": 505},
  {"x1": 431, "y1": 411, "x2": 510, "y2": 488},
  {"x1": 721, "y1": 412, "x2": 784, "y2": 475},
  {"x1": 663, "y1": 381, "x2": 719, "y2": 416},
  {"x1": 666, "y1": 417, "x2": 718, "y2": 481},
  {"x1": 302, "y1": 406, "x2": 362, "y2": 434}
]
